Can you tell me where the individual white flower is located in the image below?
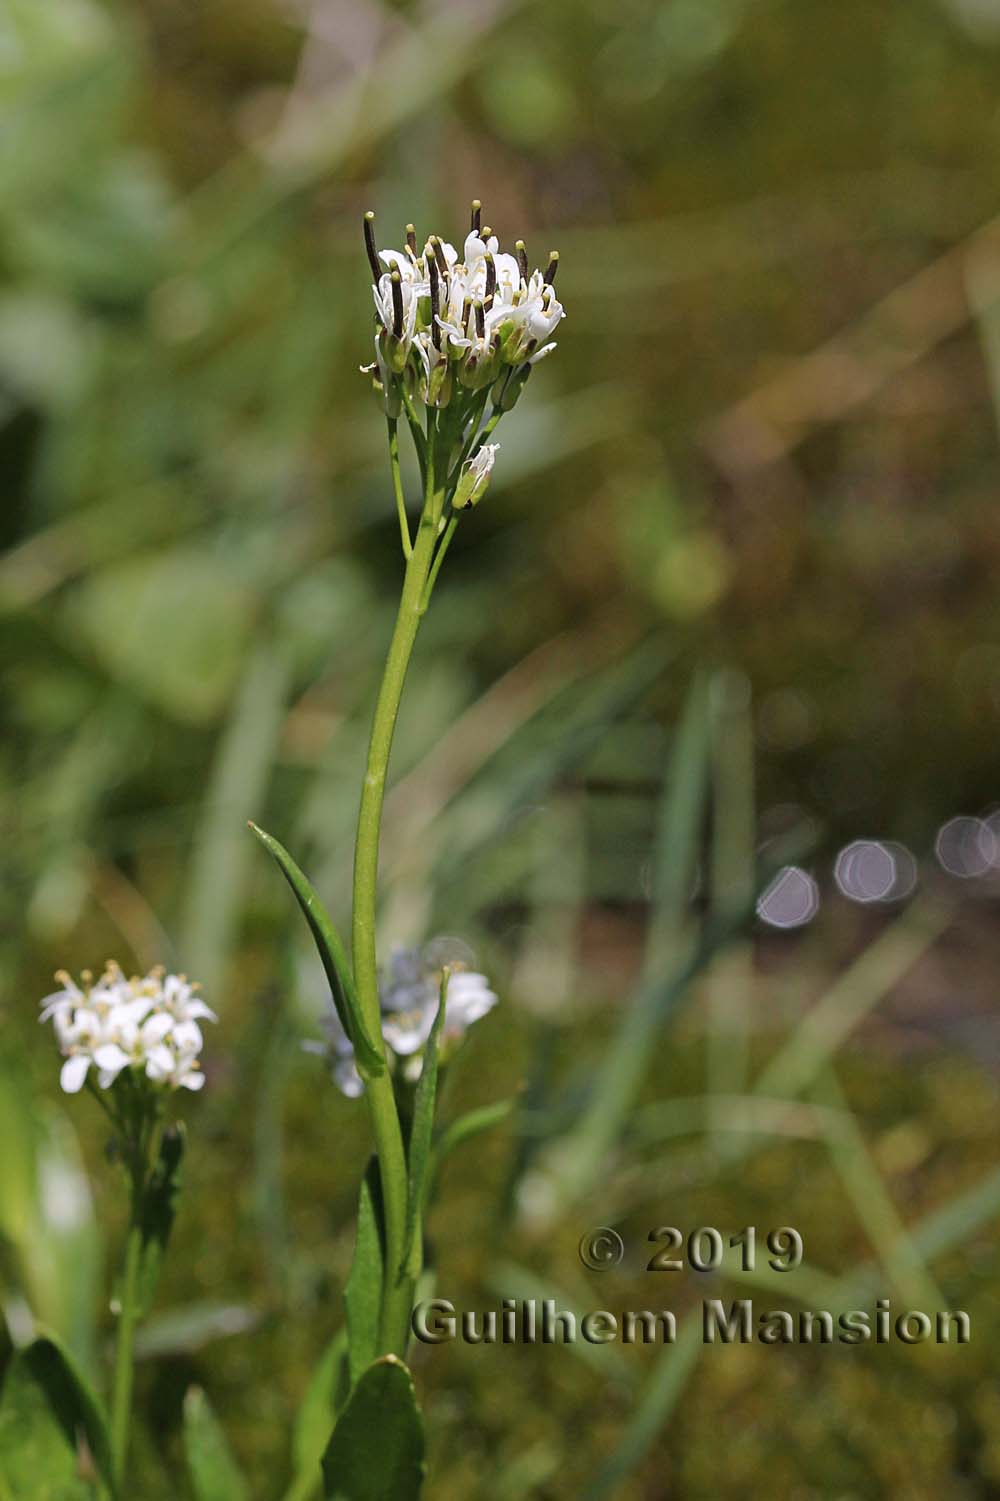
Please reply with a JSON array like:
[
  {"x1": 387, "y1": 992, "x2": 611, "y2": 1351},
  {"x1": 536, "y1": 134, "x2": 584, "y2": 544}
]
[
  {"x1": 453, "y1": 443, "x2": 499, "y2": 510},
  {"x1": 158, "y1": 973, "x2": 217, "y2": 1024}
]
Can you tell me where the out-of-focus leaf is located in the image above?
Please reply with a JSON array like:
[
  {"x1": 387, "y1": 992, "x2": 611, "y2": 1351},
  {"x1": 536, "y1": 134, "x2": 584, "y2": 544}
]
[
  {"x1": 183, "y1": 1386, "x2": 250, "y2": 1501},
  {"x1": 65, "y1": 548, "x2": 254, "y2": 724},
  {"x1": 321, "y1": 1356, "x2": 424, "y2": 1501},
  {"x1": 344, "y1": 1163, "x2": 384, "y2": 1389},
  {"x1": 0, "y1": 1333, "x2": 114, "y2": 1499},
  {"x1": 284, "y1": 1328, "x2": 351, "y2": 1501}
]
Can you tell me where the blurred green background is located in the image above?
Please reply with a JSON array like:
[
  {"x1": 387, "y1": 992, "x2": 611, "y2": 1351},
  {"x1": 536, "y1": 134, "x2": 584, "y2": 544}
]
[{"x1": 4, "y1": 0, "x2": 1000, "y2": 1496}]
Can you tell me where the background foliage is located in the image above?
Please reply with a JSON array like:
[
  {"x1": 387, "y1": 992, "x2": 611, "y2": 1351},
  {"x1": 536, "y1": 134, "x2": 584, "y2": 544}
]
[{"x1": 4, "y1": 1, "x2": 1000, "y2": 1496}]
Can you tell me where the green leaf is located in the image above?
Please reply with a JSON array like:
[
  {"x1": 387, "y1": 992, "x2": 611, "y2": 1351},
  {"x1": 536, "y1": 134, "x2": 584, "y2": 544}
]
[
  {"x1": 321, "y1": 1357, "x2": 424, "y2": 1501},
  {"x1": 248, "y1": 822, "x2": 385, "y2": 1076},
  {"x1": 283, "y1": 1329, "x2": 351, "y2": 1501},
  {"x1": 0, "y1": 1333, "x2": 115, "y2": 1499},
  {"x1": 135, "y1": 1123, "x2": 185, "y2": 1317},
  {"x1": 429, "y1": 1098, "x2": 514, "y2": 1187},
  {"x1": 183, "y1": 1386, "x2": 251, "y2": 1501},
  {"x1": 401, "y1": 973, "x2": 448, "y2": 1275},
  {"x1": 344, "y1": 1162, "x2": 384, "y2": 1389}
]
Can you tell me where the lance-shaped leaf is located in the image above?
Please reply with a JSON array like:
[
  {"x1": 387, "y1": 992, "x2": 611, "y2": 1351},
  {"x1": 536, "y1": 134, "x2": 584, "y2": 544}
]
[
  {"x1": 285, "y1": 1328, "x2": 351, "y2": 1501},
  {"x1": 344, "y1": 1161, "x2": 384, "y2": 1388},
  {"x1": 0, "y1": 1333, "x2": 115, "y2": 1499},
  {"x1": 400, "y1": 972, "x2": 448, "y2": 1278},
  {"x1": 321, "y1": 1357, "x2": 424, "y2": 1501},
  {"x1": 183, "y1": 1386, "x2": 251, "y2": 1501},
  {"x1": 249, "y1": 822, "x2": 385, "y2": 1076}
]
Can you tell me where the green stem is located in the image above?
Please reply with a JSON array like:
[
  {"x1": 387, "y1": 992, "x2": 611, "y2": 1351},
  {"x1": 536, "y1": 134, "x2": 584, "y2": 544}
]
[
  {"x1": 387, "y1": 418, "x2": 412, "y2": 559},
  {"x1": 352, "y1": 431, "x2": 443, "y2": 1355},
  {"x1": 422, "y1": 515, "x2": 459, "y2": 611},
  {"x1": 110, "y1": 1217, "x2": 143, "y2": 1491}
]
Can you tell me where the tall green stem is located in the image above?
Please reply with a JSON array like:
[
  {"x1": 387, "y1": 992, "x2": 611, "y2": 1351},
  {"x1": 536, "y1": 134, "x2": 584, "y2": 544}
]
[
  {"x1": 110, "y1": 1216, "x2": 143, "y2": 1491},
  {"x1": 352, "y1": 444, "x2": 442, "y2": 1355}
]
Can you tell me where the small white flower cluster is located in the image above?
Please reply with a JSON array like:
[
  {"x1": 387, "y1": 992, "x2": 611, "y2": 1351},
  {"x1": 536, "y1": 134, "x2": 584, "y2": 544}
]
[
  {"x1": 362, "y1": 201, "x2": 565, "y2": 412},
  {"x1": 39, "y1": 962, "x2": 215, "y2": 1095},
  {"x1": 308, "y1": 939, "x2": 498, "y2": 1098}
]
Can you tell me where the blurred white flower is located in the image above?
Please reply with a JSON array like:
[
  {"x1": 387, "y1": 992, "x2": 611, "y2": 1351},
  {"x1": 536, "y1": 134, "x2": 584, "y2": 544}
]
[
  {"x1": 307, "y1": 939, "x2": 498, "y2": 1097},
  {"x1": 39, "y1": 962, "x2": 214, "y2": 1095}
]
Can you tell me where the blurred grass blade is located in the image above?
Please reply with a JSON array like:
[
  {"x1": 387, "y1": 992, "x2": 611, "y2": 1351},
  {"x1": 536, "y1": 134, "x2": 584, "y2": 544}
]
[
  {"x1": 813, "y1": 1070, "x2": 943, "y2": 1310},
  {"x1": 183, "y1": 1386, "x2": 250, "y2": 1501},
  {"x1": 401, "y1": 974, "x2": 448, "y2": 1275},
  {"x1": 706, "y1": 669, "x2": 754, "y2": 1128},
  {"x1": 249, "y1": 823, "x2": 384, "y2": 1075},
  {"x1": 582, "y1": 1313, "x2": 702, "y2": 1500},
  {"x1": 344, "y1": 1162, "x2": 384, "y2": 1389},
  {"x1": 487, "y1": 1263, "x2": 632, "y2": 1384},
  {"x1": 0, "y1": 1333, "x2": 115, "y2": 1500},
  {"x1": 544, "y1": 676, "x2": 711, "y2": 1207},
  {"x1": 321, "y1": 1356, "x2": 424, "y2": 1501},
  {"x1": 181, "y1": 643, "x2": 290, "y2": 997},
  {"x1": 753, "y1": 897, "x2": 954, "y2": 1103}
]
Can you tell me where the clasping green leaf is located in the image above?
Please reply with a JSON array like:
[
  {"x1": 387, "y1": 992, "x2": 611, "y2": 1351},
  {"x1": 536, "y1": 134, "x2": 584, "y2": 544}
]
[
  {"x1": 249, "y1": 823, "x2": 385, "y2": 1076},
  {"x1": 321, "y1": 1356, "x2": 424, "y2": 1501}
]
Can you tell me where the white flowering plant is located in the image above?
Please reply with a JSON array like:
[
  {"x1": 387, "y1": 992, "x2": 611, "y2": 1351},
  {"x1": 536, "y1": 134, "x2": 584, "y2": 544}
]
[
  {"x1": 243, "y1": 202, "x2": 562, "y2": 1496},
  {"x1": 13, "y1": 202, "x2": 560, "y2": 1500}
]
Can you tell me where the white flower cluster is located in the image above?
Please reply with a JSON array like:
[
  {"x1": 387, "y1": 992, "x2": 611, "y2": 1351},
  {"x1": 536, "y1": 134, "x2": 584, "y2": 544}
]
[
  {"x1": 39, "y1": 962, "x2": 215, "y2": 1095},
  {"x1": 308, "y1": 939, "x2": 498, "y2": 1098},
  {"x1": 363, "y1": 201, "x2": 565, "y2": 411}
]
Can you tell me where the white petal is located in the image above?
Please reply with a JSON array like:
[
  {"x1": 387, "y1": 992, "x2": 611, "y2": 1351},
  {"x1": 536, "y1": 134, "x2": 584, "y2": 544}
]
[
  {"x1": 179, "y1": 1071, "x2": 206, "y2": 1090},
  {"x1": 92, "y1": 1043, "x2": 131, "y2": 1074},
  {"x1": 184, "y1": 1000, "x2": 217, "y2": 1022},
  {"x1": 172, "y1": 1020, "x2": 203, "y2": 1053},
  {"x1": 140, "y1": 1013, "x2": 174, "y2": 1045},
  {"x1": 60, "y1": 1054, "x2": 91, "y2": 1093},
  {"x1": 145, "y1": 1044, "x2": 175, "y2": 1077}
]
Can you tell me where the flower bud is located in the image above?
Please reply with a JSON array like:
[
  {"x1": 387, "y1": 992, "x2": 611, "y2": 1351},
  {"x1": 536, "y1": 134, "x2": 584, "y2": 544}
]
[{"x1": 453, "y1": 443, "x2": 499, "y2": 509}]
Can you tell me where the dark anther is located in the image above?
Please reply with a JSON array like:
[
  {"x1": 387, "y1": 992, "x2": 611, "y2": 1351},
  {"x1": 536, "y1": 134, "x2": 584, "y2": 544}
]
[
  {"x1": 429, "y1": 256, "x2": 441, "y2": 350},
  {"x1": 406, "y1": 223, "x2": 417, "y2": 253},
  {"x1": 470, "y1": 199, "x2": 482, "y2": 233},
  {"x1": 515, "y1": 240, "x2": 529, "y2": 280},
  {"x1": 390, "y1": 270, "x2": 404, "y2": 338},
  {"x1": 462, "y1": 296, "x2": 472, "y2": 335},
  {"x1": 483, "y1": 252, "x2": 496, "y2": 309},
  {"x1": 363, "y1": 211, "x2": 382, "y2": 281},
  {"x1": 474, "y1": 300, "x2": 486, "y2": 339},
  {"x1": 543, "y1": 251, "x2": 559, "y2": 286}
]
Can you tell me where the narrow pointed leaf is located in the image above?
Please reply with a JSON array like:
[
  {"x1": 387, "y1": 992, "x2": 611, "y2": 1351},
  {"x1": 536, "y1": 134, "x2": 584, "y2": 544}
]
[
  {"x1": 183, "y1": 1386, "x2": 251, "y2": 1501},
  {"x1": 401, "y1": 973, "x2": 448, "y2": 1275},
  {"x1": 0, "y1": 1333, "x2": 115, "y2": 1499},
  {"x1": 430, "y1": 1098, "x2": 514, "y2": 1183},
  {"x1": 290, "y1": 1328, "x2": 351, "y2": 1488},
  {"x1": 321, "y1": 1357, "x2": 424, "y2": 1501},
  {"x1": 249, "y1": 822, "x2": 384, "y2": 1075},
  {"x1": 344, "y1": 1161, "x2": 384, "y2": 1388}
]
